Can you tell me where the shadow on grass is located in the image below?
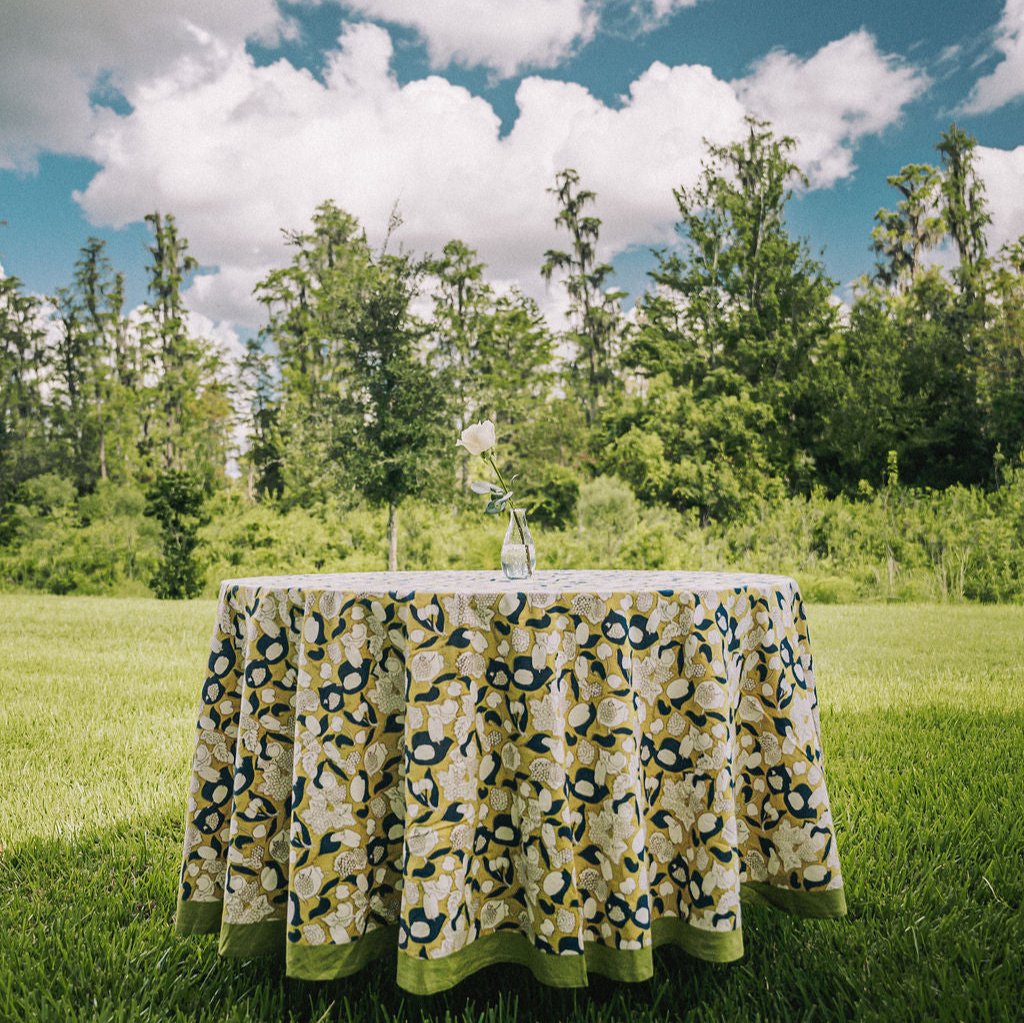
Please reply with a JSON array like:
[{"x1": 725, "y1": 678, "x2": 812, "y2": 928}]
[{"x1": 2, "y1": 703, "x2": 1022, "y2": 1023}]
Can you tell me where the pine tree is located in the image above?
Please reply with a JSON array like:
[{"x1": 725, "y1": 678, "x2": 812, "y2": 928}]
[
  {"x1": 872, "y1": 164, "x2": 945, "y2": 291},
  {"x1": 633, "y1": 118, "x2": 837, "y2": 490},
  {"x1": 0, "y1": 274, "x2": 48, "y2": 509},
  {"x1": 542, "y1": 169, "x2": 625, "y2": 425},
  {"x1": 256, "y1": 201, "x2": 371, "y2": 504},
  {"x1": 141, "y1": 213, "x2": 231, "y2": 480}
]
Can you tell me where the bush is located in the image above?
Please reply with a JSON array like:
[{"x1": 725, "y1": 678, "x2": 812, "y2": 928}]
[
  {"x1": 145, "y1": 471, "x2": 208, "y2": 600},
  {"x1": 802, "y1": 575, "x2": 861, "y2": 605},
  {"x1": 0, "y1": 471, "x2": 1022, "y2": 603},
  {"x1": 0, "y1": 478, "x2": 159, "y2": 595}
]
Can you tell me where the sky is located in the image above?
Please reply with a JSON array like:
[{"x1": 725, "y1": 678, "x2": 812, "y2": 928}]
[{"x1": 1, "y1": 0, "x2": 1023, "y2": 346}]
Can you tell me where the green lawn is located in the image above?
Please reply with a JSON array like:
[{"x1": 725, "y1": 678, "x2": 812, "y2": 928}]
[{"x1": 1, "y1": 595, "x2": 1022, "y2": 1023}]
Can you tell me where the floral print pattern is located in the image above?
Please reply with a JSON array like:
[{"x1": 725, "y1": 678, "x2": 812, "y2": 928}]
[{"x1": 178, "y1": 571, "x2": 844, "y2": 980}]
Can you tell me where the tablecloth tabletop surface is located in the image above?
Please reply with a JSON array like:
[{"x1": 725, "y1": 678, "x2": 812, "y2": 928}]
[{"x1": 217, "y1": 569, "x2": 801, "y2": 594}]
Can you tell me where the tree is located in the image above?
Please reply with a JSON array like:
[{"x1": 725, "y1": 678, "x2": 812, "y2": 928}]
[
  {"x1": 601, "y1": 374, "x2": 785, "y2": 523},
  {"x1": 936, "y1": 124, "x2": 991, "y2": 293},
  {"x1": 0, "y1": 274, "x2": 49, "y2": 513},
  {"x1": 980, "y1": 238, "x2": 1024, "y2": 465},
  {"x1": 48, "y1": 238, "x2": 134, "y2": 492},
  {"x1": 426, "y1": 242, "x2": 563, "y2": 504},
  {"x1": 141, "y1": 213, "x2": 231, "y2": 479},
  {"x1": 256, "y1": 202, "x2": 371, "y2": 504},
  {"x1": 541, "y1": 168, "x2": 625, "y2": 425},
  {"x1": 813, "y1": 282, "x2": 904, "y2": 490},
  {"x1": 829, "y1": 124, "x2": 1014, "y2": 492},
  {"x1": 427, "y1": 240, "x2": 491, "y2": 491},
  {"x1": 470, "y1": 288, "x2": 561, "y2": 487},
  {"x1": 872, "y1": 164, "x2": 945, "y2": 291},
  {"x1": 337, "y1": 227, "x2": 450, "y2": 570},
  {"x1": 144, "y1": 469, "x2": 208, "y2": 599},
  {"x1": 237, "y1": 337, "x2": 283, "y2": 501},
  {"x1": 627, "y1": 118, "x2": 838, "y2": 493}
]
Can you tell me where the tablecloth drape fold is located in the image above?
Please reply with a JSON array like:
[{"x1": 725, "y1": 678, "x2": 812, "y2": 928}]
[{"x1": 176, "y1": 571, "x2": 845, "y2": 993}]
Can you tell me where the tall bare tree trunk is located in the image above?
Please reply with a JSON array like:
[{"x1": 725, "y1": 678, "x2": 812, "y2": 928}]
[{"x1": 387, "y1": 502, "x2": 398, "y2": 571}]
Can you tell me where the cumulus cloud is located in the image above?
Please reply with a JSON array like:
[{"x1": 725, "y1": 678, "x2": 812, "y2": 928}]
[
  {"x1": 340, "y1": 0, "x2": 598, "y2": 77},
  {"x1": 71, "y1": 24, "x2": 925, "y2": 329},
  {"x1": 0, "y1": 0, "x2": 287, "y2": 170},
  {"x1": 76, "y1": 24, "x2": 747, "y2": 326},
  {"x1": 631, "y1": 0, "x2": 701, "y2": 28},
  {"x1": 977, "y1": 145, "x2": 1024, "y2": 251},
  {"x1": 962, "y1": 0, "x2": 1024, "y2": 113},
  {"x1": 734, "y1": 30, "x2": 930, "y2": 188}
]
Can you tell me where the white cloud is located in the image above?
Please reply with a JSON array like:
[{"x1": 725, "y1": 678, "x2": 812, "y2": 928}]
[
  {"x1": 735, "y1": 30, "x2": 930, "y2": 188},
  {"x1": 636, "y1": 0, "x2": 700, "y2": 25},
  {"x1": 187, "y1": 308, "x2": 246, "y2": 363},
  {"x1": 72, "y1": 24, "x2": 925, "y2": 329},
  {"x1": 977, "y1": 145, "x2": 1024, "y2": 251},
  {"x1": 340, "y1": 0, "x2": 598, "y2": 77},
  {"x1": 962, "y1": 0, "x2": 1024, "y2": 113},
  {"x1": 0, "y1": 0, "x2": 287, "y2": 170}
]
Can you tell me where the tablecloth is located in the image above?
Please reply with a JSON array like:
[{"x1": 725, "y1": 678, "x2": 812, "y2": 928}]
[{"x1": 175, "y1": 570, "x2": 846, "y2": 993}]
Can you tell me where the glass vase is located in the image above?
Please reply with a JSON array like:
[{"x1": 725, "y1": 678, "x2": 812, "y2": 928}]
[{"x1": 501, "y1": 508, "x2": 536, "y2": 581}]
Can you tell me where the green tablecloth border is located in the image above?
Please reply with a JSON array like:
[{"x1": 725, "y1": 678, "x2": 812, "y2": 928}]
[
  {"x1": 174, "y1": 898, "x2": 224, "y2": 935},
  {"x1": 289, "y1": 925, "x2": 398, "y2": 980},
  {"x1": 219, "y1": 919, "x2": 286, "y2": 958},
  {"x1": 175, "y1": 883, "x2": 844, "y2": 991},
  {"x1": 283, "y1": 917, "x2": 745, "y2": 993},
  {"x1": 743, "y1": 882, "x2": 848, "y2": 918}
]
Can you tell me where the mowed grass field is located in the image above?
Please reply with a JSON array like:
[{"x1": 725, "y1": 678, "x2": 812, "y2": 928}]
[{"x1": 1, "y1": 595, "x2": 1022, "y2": 1023}]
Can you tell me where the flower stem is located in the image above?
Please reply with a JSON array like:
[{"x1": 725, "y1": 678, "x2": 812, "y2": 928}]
[{"x1": 486, "y1": 453, "x2": 528, "y2": 548}]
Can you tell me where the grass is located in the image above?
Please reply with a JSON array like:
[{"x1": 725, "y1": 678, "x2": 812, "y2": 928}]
[{"x1": 1, "y1": 595, "x2": 1022, "y2": 1023}]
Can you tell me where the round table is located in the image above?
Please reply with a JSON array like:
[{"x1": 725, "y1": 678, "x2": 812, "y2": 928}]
[{"x1": 175, "y1": 571, "x2": 846, "y2": 993}]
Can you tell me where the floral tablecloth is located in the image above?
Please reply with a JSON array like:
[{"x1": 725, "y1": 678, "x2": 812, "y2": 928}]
[{"x1": 175, "y1": 570, "x2": 845, "y2": 993}]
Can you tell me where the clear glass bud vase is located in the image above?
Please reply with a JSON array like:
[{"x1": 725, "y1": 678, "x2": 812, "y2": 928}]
[{"x1": 501, "y1": 508, "x2": 536, "y2": 580}]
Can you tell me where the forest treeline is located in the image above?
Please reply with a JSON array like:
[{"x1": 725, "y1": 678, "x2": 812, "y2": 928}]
[{"x1": 1, "y1": 118, "x2": 1023, "y2": 600}]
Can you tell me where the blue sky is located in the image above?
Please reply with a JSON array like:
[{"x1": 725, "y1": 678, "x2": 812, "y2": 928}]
[{"x1": 1, "y1": 0, "x2": 1022, "y2": 334}]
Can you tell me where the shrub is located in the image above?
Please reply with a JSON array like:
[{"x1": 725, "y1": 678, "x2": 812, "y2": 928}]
[
  {"x1": 145, "y1": 471, "x2": 208, "y2": 600},
  {"x1": 0, "y1": 471, "x2": 1022, "y2": 603}
]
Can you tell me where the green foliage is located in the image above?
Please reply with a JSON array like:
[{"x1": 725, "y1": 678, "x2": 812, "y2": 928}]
[
  {"x1": 255, "y1": 201, "x2": 371, "y2": 505},
  {"x1": 0, "y1": 478, "x2": 158, "y2": 594},
  {"x1": 0, "y1": 273, "x2": 49, "y2": 511},
  {"x1": 237, "y1": 337, "x2": 283, "y2": 501},
  {"x1": 577, "y1": 475, "x2": 638, "y2": 532},
  {"x1": 520, "y1": 463, "x2": 580, "y2": 528},
  {"x1": 1, "y1": 124, "x2": 1023, "y2": 597},
  {"x1": 602, "y1": 427, "x2": 669, "y2": 505},
  {"x1": 936, "y1": 123, "x2": 991, "y2": 285},
  {"x1": 542, "y1": 168, "x2": 626, "y2": 424},
  {"x1": 602, "y1": 375, "x2": 785, "y2": 522},
  {"x1": 141, "y1": 214, "x2": 233, "y2": 479},
  {"x1": 144, "y1": 470, "x2": 208, "y2": 599},
  {"x1": 1, "y1": 469, "x2": 1022, "y2": 602},
  {"x1": 871, "y1": 163, "x2": 944, "y2": 289},
  {"x1": 625, "y1": 118, "x2": 838, "y2": 495},
  {"x1": 339, "y1": 246, "x2": 451, "y2": 512}
]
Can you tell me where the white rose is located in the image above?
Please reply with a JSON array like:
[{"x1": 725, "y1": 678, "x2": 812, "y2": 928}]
[{"x1": 457, "y1": 420, "x2": 497, "y2": 456}]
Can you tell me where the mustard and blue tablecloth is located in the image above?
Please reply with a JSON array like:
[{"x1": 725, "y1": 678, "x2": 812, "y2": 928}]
[{"x1": 175, "y1": 570, "x2": 845, "y2": 993}]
